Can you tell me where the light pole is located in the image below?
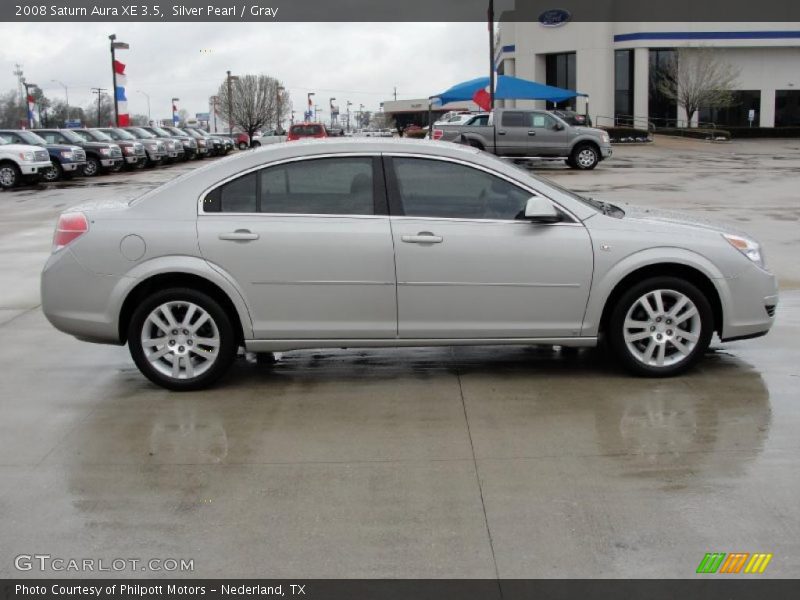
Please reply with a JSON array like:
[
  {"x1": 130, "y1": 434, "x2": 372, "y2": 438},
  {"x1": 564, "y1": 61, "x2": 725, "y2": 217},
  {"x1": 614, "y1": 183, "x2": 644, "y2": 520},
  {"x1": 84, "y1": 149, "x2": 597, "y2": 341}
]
[
  {"x1": 171, "y1": 97, "x2": 180, "y2": 126},
  {"x1": 51, "y1": 79, "x2": 70, "y2": 123},
  {"x1": 226, "y1": 71, "x2": 239, "y2": 138},
  {"x1": 136, "y1": 90, "x2": 151, "y2": 123},
  {"x1": 346, "y1": 101, "x2": 352, "y2": 133},
  {"x1": 306, "y1": 92, "x2": 315, "y2": 121},
  {"x1": 109, "y1": 34, "x2": 129, "y2": 126},
  {"x1": 276, "y1": 86, "x2": 285, "y2": 134},
  {"x1": 91, "y1": 87, "x2": 107, "y2": 127},
  {"x1": 22, "y1": 80, "x2": 38, "y2": 128},
  {"x1": 329, "y1": 97, "x2": 336, "y2": 128},
  {"x1": 359, "y1": 103, "x2": 364, "y2": 129},
  {"x1": 210, "y1": 95, "x2": 219, "y2": 133}
]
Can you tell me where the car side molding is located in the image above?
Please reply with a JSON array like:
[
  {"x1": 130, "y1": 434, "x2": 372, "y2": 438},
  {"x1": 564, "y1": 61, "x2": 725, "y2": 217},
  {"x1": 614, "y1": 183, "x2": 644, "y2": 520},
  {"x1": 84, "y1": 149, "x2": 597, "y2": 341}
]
[{"x1": 245, "y1": 337, "x2": 598, "y2": 353}]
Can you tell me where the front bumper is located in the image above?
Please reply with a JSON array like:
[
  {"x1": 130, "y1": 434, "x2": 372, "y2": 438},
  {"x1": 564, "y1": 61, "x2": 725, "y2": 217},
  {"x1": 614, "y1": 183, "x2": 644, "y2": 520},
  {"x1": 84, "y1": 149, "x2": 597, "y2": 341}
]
[
  {"x1": 62, "y1": 162, "x2": 85, "y2": 172},
  {"x1": 124, "y1": 155, "x2": 141, "y2": 165},
  {"x1": 100, "y1": 158, "x2": 123, "y2": 168},
  {"x1": 600, "y1": 145, "x2": 613, "y2": 159},
  {"x1": 19, "y1": 160, "x2": 54, "y2": 175},
  {"x1": 719, "y1": 263, "x2": 778, "y2": 341}
]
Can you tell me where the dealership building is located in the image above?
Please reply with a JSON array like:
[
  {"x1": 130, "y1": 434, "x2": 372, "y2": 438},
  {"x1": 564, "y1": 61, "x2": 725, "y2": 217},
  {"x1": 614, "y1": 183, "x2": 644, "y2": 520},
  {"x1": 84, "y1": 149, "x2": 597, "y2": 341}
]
[{"x1": 495, "y1": 21, "x2": 800, "y2": 128}]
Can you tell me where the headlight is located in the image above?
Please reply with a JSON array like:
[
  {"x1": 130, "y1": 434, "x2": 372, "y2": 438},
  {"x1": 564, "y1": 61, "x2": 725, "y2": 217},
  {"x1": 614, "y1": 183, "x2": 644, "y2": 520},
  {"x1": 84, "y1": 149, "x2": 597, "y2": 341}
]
[
  {"x1": 99, "y1": 147, "x2": 111, "y2": 156},
  {"x1": 123, "y1": 146, "x2": 135, "y2": 154},
  {"x1": 59, "y1": 151, "x2": 74, "y2": 159},
  {"x1": 602, "y1": 133, "x2": 611, "y2": 144},
  {"x1": 723, "y1": 233, "x2": 765, "y2": 268},
  {"x1": 20, "y1": 151, "x2": 35, "y2": 161}
]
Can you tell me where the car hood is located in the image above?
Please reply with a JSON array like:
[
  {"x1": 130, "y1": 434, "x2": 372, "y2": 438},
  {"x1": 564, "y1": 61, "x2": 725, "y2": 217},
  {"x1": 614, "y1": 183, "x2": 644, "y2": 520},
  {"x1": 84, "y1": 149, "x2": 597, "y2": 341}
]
[
  {"x1": 612, "y1": 204, "x2": 748, "y2": 237},
  {"x1": 574, "y1": 126, "x2": 608, "y2": 137},
  {"x1": 78, "y1": 141, "x2": 119, "y2": 150},
  {"x1": 0, "y1": 143, "x2": 45, "y2": 153},
  {"x1": 46, "y1": 144, "x2": 81, "y2": 152}
]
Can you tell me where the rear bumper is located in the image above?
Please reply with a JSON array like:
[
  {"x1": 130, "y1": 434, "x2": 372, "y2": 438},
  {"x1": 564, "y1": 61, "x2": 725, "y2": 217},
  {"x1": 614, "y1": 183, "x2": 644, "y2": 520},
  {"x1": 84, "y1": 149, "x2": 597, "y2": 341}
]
[{"x1": 41, "y1": 248, "x2": 123, "y2": 344}]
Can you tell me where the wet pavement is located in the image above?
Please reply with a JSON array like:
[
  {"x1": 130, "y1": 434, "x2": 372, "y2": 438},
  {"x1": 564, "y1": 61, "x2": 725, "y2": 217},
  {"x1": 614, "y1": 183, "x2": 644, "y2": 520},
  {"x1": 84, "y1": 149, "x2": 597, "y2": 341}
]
[{"x1": 0, "y1": 138, "x2": 799, "y2": 578}]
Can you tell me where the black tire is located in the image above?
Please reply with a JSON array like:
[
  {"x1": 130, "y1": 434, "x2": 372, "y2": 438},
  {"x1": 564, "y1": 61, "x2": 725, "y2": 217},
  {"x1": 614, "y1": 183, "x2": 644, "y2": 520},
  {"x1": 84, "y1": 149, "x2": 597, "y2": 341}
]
[
  {"x1": 569, "y1": 143, "x2": 600, "y2": 170},
  {"x1": 608, "y1": 276, "x2": 713, "y2": 377},
  {"x1": 251, "y1": 141, "x2": 261, "y2": 148},
  {"x1": 82, "y1": 156, "x2": 100, "y2": 177},
  {"x1": 0, "y1": 162, "x2": 22, "y2": 189},
  {"x1": 109, "y1": 162, "x2": 123, "y2": 173},
  {"x1": 134, "y1": 159, "x2": 147, "y2": 170},
  {"x1": 42, "y1": 161, "x2": 63, "y2": 182},
  {"x1": 128, "y1": 288, "x2": 238, "y2": 391},
  {"x1": 238, "y1": 141, "x2": 248, "y2": 150}
]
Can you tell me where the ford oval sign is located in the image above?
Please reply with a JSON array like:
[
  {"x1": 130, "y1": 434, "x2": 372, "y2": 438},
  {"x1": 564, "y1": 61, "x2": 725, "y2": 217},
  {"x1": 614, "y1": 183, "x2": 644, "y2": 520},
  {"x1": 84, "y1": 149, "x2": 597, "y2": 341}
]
[{"x1": 539, "y1": 9, "x2": 572, "y2": 27}]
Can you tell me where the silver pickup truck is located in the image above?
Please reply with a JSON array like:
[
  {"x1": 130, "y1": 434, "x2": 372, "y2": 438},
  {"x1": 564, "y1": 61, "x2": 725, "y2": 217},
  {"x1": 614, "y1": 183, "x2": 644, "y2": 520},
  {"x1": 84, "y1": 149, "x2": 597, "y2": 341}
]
[{"x1": 434, "y1": 108, "x2": 612, "y2": 170}]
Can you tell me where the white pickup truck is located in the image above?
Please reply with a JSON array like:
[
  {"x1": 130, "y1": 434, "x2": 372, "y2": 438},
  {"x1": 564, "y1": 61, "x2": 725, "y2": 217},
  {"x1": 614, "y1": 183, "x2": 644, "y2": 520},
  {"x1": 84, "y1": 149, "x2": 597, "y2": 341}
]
[{"x1": 0, "y1": 137, "x2": 53, "y2": 189}]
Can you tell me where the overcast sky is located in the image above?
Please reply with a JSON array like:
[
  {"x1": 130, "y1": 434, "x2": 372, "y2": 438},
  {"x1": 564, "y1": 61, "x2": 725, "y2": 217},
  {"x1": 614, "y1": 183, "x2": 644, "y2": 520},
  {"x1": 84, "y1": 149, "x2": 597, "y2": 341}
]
[{"x1": 0, "y1": 22, "x2": 487, "y2": 121}]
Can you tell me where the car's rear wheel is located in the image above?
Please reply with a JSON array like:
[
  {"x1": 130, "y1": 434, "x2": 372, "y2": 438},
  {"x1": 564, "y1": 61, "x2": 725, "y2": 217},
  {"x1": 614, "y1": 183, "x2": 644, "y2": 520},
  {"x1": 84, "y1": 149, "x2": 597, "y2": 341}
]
[
  {"x1": 608, "y1": 277, "x2": 713, "y2": 376},
  {"x1": 238, "y1": 141, "x2": 248, "y2": 150},
  {"x1": 569, "y1": 143, "x2": 600, "y2": 170},
  {"x1": 128, "y1": 288, "x2": 238, "y2": 391}
]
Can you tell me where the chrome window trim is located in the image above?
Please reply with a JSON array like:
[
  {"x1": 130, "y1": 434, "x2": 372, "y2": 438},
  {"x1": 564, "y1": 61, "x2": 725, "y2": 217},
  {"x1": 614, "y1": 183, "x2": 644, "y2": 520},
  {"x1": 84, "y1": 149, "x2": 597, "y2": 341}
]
[
  {"x1": 197, "y1": 152, "x2": 381, "y2": 216},
  {"x1": 382, "y1": 152, "x2": 583, "y2": 225},
  {"x1": 197, "y1": 149, "x2": 583, "y2": 226}
]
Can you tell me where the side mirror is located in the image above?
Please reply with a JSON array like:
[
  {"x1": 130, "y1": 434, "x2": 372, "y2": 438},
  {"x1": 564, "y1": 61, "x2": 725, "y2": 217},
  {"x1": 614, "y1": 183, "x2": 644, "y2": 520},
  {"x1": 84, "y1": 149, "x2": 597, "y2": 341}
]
[
  {"x1": 524, "y1": 196, "x2": 562, "y2": 223},
  {"x1": 553, "y1": 122, "x2": 565, "y2": 131}
]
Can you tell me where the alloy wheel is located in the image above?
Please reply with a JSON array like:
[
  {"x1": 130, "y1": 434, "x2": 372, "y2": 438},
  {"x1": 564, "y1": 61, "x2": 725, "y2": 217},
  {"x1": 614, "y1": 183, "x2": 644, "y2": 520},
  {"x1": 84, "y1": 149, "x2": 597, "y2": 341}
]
[
  {"x1": 577, "y1": 148, "x2": 597, "y2": 168},
  {"x1": 0, "y1": 166, "x2": 17, "y2": 187},
  {"x1": 622, "y1": 289, "x2": 701, "y2": 368},
  {"x1": 140, "y1": 301, "x2": 221, "y2": 380}
]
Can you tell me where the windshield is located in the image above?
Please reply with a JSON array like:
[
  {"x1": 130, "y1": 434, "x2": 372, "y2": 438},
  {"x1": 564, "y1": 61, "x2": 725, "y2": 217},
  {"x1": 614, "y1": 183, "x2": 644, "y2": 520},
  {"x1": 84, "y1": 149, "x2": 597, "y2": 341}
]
[
  {"x1": 150, "y1": 127, "x2": 172, "y2": 137},
  {"x1": 128, "y1": 127, "x2": 155, "y2": 139},
  {"x1": 18, "y1": 131, "x2": 48, "y2": 145},
  {"x1": 105, "y1": 128, "x2": 136, "y2": 140},
  {"x1": 88, "y1": 129, "x2": 113, "y2": 141},
  {"x1": 534, "y1": 173, "x2": 625, "y2": 218},
  {"x1": 58, "y1": 130, "x2": 85, "y2": 143},
  {"x1": 0, "y1": 137, "x2": 7, "y2": 145},
  {"x1": 71, "y1": 130, "x2": 94, "y2": 141}
]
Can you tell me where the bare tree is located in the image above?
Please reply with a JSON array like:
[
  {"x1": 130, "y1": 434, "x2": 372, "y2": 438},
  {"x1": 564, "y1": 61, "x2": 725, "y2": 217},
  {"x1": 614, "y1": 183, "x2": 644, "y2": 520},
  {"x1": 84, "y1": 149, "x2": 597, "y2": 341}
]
[
  {"x1": 216, "y1": 74, "x2": 290, "y2": 139},
  {"x1": 657, "y1": 47, "x2": 740, "y2": 127}
]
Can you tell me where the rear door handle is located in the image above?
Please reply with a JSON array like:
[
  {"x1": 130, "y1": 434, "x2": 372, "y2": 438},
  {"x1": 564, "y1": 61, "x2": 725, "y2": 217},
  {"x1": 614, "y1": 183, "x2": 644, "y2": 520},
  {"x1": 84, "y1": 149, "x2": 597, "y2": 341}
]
[
  {"x1": 401, "y1": 233, "x2": 443, "y2": 244},
  {"x1": 527, "y1": 130, "x2": 537, "y2": 136},
  {"x1": 219, "y1": 230, "x2": 259, "y2": 241},
  {"x1": 497, "y1": 130, "x2": 507, "y2": 135}
]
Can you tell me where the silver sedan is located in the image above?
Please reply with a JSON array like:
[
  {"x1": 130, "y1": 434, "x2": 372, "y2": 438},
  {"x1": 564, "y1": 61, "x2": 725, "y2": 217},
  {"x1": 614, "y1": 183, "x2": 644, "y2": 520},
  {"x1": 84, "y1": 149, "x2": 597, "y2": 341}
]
[{"x1": 41, "y1": 138, "x2": 777, "y2": 390}]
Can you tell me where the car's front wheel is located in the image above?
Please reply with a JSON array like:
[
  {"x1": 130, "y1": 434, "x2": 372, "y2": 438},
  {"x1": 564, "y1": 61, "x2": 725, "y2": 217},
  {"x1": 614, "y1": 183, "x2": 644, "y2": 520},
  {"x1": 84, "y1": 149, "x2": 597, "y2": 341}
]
[
  {"x1": 608, "y1": 277, "x2": 713, "y2": 376},
  {"x1": 82, "y1": 156, "x2": 100, "y2": 177},
  {"x1": 128, "y1": 288, "x2": 238, "y2": 391},
  {"x1": 0, "y1": 162, "x2": 21, "y2": 189},
  {"x1": 238, "y1": 141, "x2": 248, "y2": 150},
  {"x1": 42, "y1": 161, "x2": 63, "y2": 182},
  {"x1": 569, "y1": 143, "x2": 600, "y2": 170}
]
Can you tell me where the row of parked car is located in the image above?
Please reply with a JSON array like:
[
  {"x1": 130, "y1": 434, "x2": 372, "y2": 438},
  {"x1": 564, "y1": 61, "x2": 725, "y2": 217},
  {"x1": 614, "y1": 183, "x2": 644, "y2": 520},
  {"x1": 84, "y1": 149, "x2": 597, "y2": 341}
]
[{"x1": 0, "y1": 125, "x2": 237, "y2": 189}]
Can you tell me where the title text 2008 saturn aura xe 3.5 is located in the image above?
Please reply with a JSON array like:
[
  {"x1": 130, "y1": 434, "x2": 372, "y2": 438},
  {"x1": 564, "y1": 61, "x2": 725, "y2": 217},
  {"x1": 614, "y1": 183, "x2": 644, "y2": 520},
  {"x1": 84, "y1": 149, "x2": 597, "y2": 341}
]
[{"x1": 41, "y1": 138, "x2": 777, "y2": 390}]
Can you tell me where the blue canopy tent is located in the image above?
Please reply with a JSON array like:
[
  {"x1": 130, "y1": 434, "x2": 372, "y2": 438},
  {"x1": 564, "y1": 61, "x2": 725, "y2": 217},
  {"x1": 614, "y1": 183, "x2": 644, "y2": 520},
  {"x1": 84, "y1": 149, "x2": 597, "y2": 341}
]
[{"x1": 432, "y1": 74, "x2": 587, "y2": 105}]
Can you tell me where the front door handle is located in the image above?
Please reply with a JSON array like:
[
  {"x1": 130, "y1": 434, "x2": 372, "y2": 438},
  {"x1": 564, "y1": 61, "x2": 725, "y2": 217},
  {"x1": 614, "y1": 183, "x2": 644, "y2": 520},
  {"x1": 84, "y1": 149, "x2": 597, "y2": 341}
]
[
  {"x1": 527, "y1": 130, "x2": 537, "y2": 136},
  {"x1": 219, "y1": 229, "x2": 259, "y2": 241},
  {"x1": 401, "y1": 233, "x2": 443, "y2": 244},
  {"x1": 497, "y1": 130, "x2": 507, "y2": 135}
]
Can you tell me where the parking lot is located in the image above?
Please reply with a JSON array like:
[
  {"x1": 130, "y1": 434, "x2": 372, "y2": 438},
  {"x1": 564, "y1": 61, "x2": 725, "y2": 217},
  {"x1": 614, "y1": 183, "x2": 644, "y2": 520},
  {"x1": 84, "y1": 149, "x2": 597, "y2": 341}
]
[{"x1": 1, "y1": 137, "x2": 799, "y2": 578}]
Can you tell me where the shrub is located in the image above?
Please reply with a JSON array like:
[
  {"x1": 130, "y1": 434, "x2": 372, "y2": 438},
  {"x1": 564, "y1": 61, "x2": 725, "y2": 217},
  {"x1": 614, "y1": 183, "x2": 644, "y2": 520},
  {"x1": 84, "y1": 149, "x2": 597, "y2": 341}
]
[
  {"x1": 600, "y1": 127, "x2": 652, "y2": 143},
  {"x1": 655, "y1": 127, "x2": 731, "y2": 141},
  {"x1": 724, "y1": 127, "x2": 800, "y2": 139},
  {"x1": 403, "y1": 129, "x2": 428, "y2": 139}
]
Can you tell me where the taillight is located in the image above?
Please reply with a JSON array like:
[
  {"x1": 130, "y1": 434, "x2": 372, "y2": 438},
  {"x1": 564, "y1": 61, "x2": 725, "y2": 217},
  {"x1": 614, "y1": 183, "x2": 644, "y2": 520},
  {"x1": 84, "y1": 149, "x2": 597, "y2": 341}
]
[
  {"x1": 53, "y1": 212, "x2": 88, "y2": 251},
  {"x1": 432, "y1": 129, "x2": 443, "y2": 140}
]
